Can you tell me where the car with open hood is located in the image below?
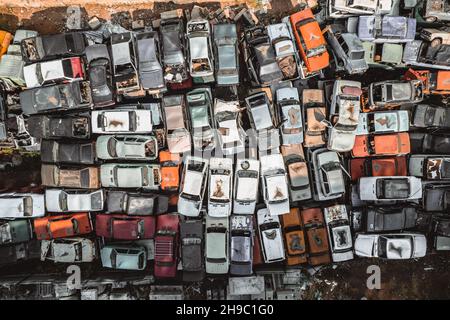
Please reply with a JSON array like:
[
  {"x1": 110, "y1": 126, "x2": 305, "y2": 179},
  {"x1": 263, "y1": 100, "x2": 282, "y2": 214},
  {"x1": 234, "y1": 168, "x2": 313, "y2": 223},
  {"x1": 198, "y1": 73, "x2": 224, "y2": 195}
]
[
  {"x1": 281, "y1": 144, "x2": 311, "y2": 202},
  {"x1": 208, "y1": 157, "x2": 233, "y2": 218},
  {"x1": 0, "y1": 193, "x2": 45, "y2": 218},
  {"x1": 180, "y1": 217, "x2": 204, "y2": 281},
  {"x1": 40, "y1": 140, "x2": 96, "y2": 165},
  {"x1": 233, "y1": 159, "x2": 260, "y2": 215},
  {"x1": 178, "y1": 156, "x2": 208, "y2": 217},
  {"x1": 92, "y1": 107, "x2": 153, "y2": 134},
  {"x1": 356, "y1": 110, "x2": 409, "y2": 135},
  {"x1": 41, "y1": 164, "x2": 100, "y2": 189},
  {"x1": 409, "y1": 155, "x2": 450, "y2": 180},
  {"x1": 353, "y1": 206, "x2": 417, "y2": 232},
  {"x1": 230, "y1": 215, "x2": 253, "y2": 276},
  {"x1": 106, "y1": 190, "x2": 168, "y2": 216},
  {"x1": 354, "y1": 233, "x2": 426, "y2": 259},
  {"x1": 100, "y1": 244, "x2": 147, "y2": 271},
  {"x1": 187, "y1": 19, "x2": 214, "y2": 83},
  {"x1": 100, "y1": 163, "x2": 161, "y2": 190},
  {"x1": 96, "y1": 214, "x2": 155, "y2": 240},
  {"x1": 0, "y1": 220, "x2": 33, "y2": 245},
  {"x1": 312, "y1": 148, "x2": 345, "y2": 201},
  {"x1": 135, "y1": 31, "x2": 165, "y2": 93},
  {"x1": 162, "y1": 94, "x2": 191, "y2": 153},
  {"x1": 323, "y1": 204, "x2": 354, "y2": 262},
  {"x1": 350, "y1": 156, "x2": 407, "y2": 182},
  {"x1": 303, "y1": 89, "x2": 327, "y2": 148},
  {"x1": 256, "y1": 208, "x2": 285, "y2": 263},
  {"x1": 20, "y1": 81, "x2": 92, "y2": 115},
  {"x1": 411, "y1": 104, "x2": 450, "y2": 129},
  {"x1": 213, "y1": 23, "x2": 239, "y2": 86},
  {"x1": 352, "y1": 132, "x2": 410, "y2": 158},
  {"x1": 301, "y1": 208, "x2": 331, "y2": 266},
  {"x1": 41, "y1": 238, "x2": 96, "y2": 263},
  {"x1": 276, "y1": 86, "x2": 303, "y2": 145},
  {"x1": 357, "y1": 176, "x2": 422, "y2": 202},
  {"x1": 34, "y1": 213, "x2": 93, "y2": 240},
  {"x1": 27, "y1": 114, "x2": 90, "y2": 139},
  {"x1": 260, "y1": 154, "x2": 290, "y2": 216},
  {"x1": 85, "y1": 44, "x2": 114, "y2": 107},
  {"x1": 281, "y1": 208, "x2": 307, "y2": 265},
  {"x1": 213, "y1": 99, "x2": 246, "y2": 155},
  {"x1": 353, "y1": 15, "x2": 416, "y2": 43},
  {"x1": 186, "y1": 87, "x2": 215, "y2": 150},
  {"x1": 24, "y1": 56, "x2": 84, "y2": 88},
  {"x1": 367, "y1": 80, "x2": 423, "y2": 110},
  {"x1": 205, "y1": 214, "x2": 229, "y2": 274},
  {"x1": 96, "y1": 135, "x2": 158, "y2": 160},
  {"x1": 111, "y1": 32, "x2": 140, "y2": 94},
  {"x1": 45, "y1": 189, "x2": 104, "y2": 212}
]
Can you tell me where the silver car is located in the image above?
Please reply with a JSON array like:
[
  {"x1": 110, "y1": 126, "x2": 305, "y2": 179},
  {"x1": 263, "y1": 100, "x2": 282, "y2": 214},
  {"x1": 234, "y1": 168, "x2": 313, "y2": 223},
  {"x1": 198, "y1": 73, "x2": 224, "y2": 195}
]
[
  {"x1": 135, "y1": 31, "x2": 165, "y2": 93},
  {"x1": 178, "y1": 156, "x2": 208, "y2": 217},
  {"x1": 213, "y1": 23, "x2": 239, "y2": 86},
  {"x1": 100, "y1": 163, "x2": 161, "y2": 190},
  {"x1": 100, "y1": 244, "x2": 147, "y2": 270},
  {"x1": 312, "y1": 148, "x2": 345, "y2": 201},
  {"x1": 230, "y1": 215, "x2": 253, "y2": 276},
  {"x1": 96, "y1": 135, "x2": 158, "y2": 160},
  {"x1": 41, "y1": 238, "x2": 96, "y2": 263},
  {"x1": 276, "y1": 86, "x2": 303, "y2": 145},
  {"x1": 45, "y1": 189, "x2": 104, "y2": 213}
]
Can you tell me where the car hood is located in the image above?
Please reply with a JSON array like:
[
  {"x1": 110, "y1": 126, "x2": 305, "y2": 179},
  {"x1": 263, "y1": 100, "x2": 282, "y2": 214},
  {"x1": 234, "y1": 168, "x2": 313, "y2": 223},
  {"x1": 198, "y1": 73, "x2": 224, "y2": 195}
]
[
  {"x1": 412, "y1": 234, "x2": 427, "y2": 258},
  {"x1": 354, "y1": 234, "x2": 376, "y2": 257}
]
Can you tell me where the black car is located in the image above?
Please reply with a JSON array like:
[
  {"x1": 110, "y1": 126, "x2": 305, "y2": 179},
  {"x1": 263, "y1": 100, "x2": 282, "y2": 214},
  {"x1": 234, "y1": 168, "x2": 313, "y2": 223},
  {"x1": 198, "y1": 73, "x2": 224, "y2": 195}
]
[
  {"x1": 19, "y1": 81, "x2": 92, "y2": 115},
  {"x1": 411, "y1": 104, "x2": 450, "y2": 129},
  {"x1": 432, "y1": 216, "x2": 450, "y2": 251},
  {"x1": 85, "y1": 44, "x2": 115, "y2": 107},
  {"x1": 180, "y1": 217, "x2": 204, "y2": 282},
  {"x1": 40, "y1": 140, "x2": 96, "y2": 164},
  {"x1": 422, "y1": 183, "x2": 450, "y2": 212},
  {"x1": 353, "y1": 206, "x2": 418, "y2": 232},
  {"x1": 410, "y1": 132, "x2": 450, "y2": 154},
  {"x1": 135, "y1": 31, "x2": 165, "y2": 92},
  {"x1": 21, "y1": 32, "x2": 86, "y2": 63},
  {"x1": 106, "y1": 191, "x2": 168, "y2": 215},
  {"x1": 27, "y1": 114, "x2": 90, "y2": 139},
  {"x1": 0, "y1": 240, "x2": 41, "y2": 267}
]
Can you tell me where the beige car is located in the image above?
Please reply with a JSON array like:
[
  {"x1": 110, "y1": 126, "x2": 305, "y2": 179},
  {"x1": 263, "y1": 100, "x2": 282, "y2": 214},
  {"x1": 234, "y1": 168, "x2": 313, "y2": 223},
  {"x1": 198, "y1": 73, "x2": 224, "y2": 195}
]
[
  {"x1": 421, "y1": 28, "x2": 450, "y2": 47},
  {"x1": 303, "y1": 89, "x2": 327, "y2": 148},
  {"x1": 41, "y1": 164, "x2": 100, "y2": 189}
]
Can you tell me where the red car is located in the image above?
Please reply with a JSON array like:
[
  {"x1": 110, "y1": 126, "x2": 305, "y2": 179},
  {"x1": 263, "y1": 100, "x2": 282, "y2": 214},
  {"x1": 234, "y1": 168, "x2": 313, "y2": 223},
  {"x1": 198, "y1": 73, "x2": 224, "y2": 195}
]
[
  {"x1": 154, "y1": 213, "x2": 179, "y2": 278},
  {"x1": 95, "y1": 214, "x2": 155, "y2": 240},
  {"x1": 349, "y1": 156, "x2": 407, "y2": 182},
  {"x1": 34, "y1": 213, "x2": 92, "y2": 240}
]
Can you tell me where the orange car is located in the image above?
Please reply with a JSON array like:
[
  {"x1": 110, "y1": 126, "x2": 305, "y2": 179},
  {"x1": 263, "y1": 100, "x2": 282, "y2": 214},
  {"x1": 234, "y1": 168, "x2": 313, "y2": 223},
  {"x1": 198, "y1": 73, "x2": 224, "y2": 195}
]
[
  {"x1": 349, "y1": 156, "x2": 407, "y2": 182},
  {"x1": 403, "y1": 68, "x2": 450, "y2": 95},
  {"x1": 0, "y1": 30, "x2": 13, "y2": 57},
  {"x1": 281, "y1": 208, "x2": 307, "y2": 265},
  {"x1": 159, "y1": 151, "x2": 181, "y2": 191},
  {"x1": 352, "y1": 132, "x2": 410, "y2": 158},
  {"x1": 34, "y1": 213, "x2": 92, "y2": 240},
  {"x1": 301, "y1": 208, "x2": 331, "y2": 266},
  {"x1": 290, "y1": 8, "x2": 329, "y2": 76}
]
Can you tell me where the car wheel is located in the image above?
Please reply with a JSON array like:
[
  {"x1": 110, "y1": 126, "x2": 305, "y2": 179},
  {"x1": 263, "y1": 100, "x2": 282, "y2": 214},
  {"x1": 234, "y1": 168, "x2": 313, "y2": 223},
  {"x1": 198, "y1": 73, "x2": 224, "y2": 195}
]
[{"x1": 431, "y1": 38, "x2": 442, "y2": 48}]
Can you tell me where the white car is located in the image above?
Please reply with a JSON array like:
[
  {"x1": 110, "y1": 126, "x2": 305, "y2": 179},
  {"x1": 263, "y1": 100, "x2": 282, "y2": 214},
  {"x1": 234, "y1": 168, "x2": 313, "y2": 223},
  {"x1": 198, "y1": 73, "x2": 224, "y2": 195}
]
[
  {"x1": 45, "y1": 189, "x2": 104, "y2": 213},
  {"x1": 323, "y1": 205, "x2": 354, "y2": 262},
  {"x1": 214, "y1": 99, "x2": 246, "y2": 155},
  {"x1": 205, "y1": 214, "x2": 229, "y2": 274},
  {"x1": 41, "y1": 238, "x2": 97, "y2": 263},
  {"x1": 96, "y1": 135, "x2": 158, "y2": 160},
  {"x1": 208, "y1": 157, "x2": 233, "y2": 217},
  {"x1": 233, "y1": 159, "x2": 260, "y2": 214},
  {"x1": 0, "y1": 193, "x2": 45, "y2": 218},
  {"x1": 276, "y1": 86, "x2": 303, "y2": 145},
  {"x1": 260, "y1": 154, "x2": 290, "y2": 216},
  {"x1": 256, "y1": 208, "x2": 285, "y2": 263},
  {"x1": 356, "y1": 110, "x2": 409, "y2": 135},
  {"x1": 100, "y1": 163, "x2": 160, "y2": 190},
  {"x1": 328, "y1": 80, "x2": 362, "y2": 152},
  {"x1": 354, "y1": 233, "x2": 427, "y2": 259},
  {"x1": 330, "y1": 0, "x2": 392, "y2": 17},
  {"x1": 91, "y1": 109, "x2": 153, "y2": 134},
  {"x1": 187, "y1": 19, "x2": 214, "y2": 83},
  {"x1": 358, "y1": 176, "x2": 422, "y2": 202},
  {"x1": 178, "y1": 156, "x2": 209, "y2": 217}
]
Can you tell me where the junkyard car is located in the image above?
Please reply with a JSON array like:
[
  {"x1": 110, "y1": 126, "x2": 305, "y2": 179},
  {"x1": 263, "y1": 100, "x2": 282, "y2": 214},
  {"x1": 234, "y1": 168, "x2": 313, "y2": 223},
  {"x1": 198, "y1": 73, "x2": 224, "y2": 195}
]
[
  {"x1": 24, "y1": 57, "x2": 84, "y2": 88},
  {"x1": 208, "y1": 157, "x2": 233, "y2": 218},
  {"x1": 178, "y1": 156, "x2": 208, "y2": 217},
  {"x1": 0, "y1": 193, "x2": 45, "y2": 218},
  {"x1": 213, "y1": 23, "x2": 239, "y2": 86},
  {"x1": 100, "y1": 163, "x2": 161, "y2": 190},
  {"x1": 135, "y1": 31, "x2": 165, "y2": 92},
  {"x1": 432, "y1": 216, "x2": 450, "y2": 251},
  {"x1": 186, "y1": 87, "x2": 215, "y2": 150},
  {"x1": 353, "y1": 206, "x2": 417, "y2": 232},
  {"x1": 213, "y1": 99, "x2": 246, "y2": 155},
  {"x1": 20, "y1": 32, "x2": 86, "y2": 63},
  {"x1": 290, "y1": 8, "x2": 329, "y2": 77},
  {"x1": 243, "y1": 26, "x2": 283, "y2": 86},
  {"x1": 40, "y1": 140, "x2": 96, "y2": 164},
  {"x1": 96, "y1": 135, "x2": 158, "y2": 160},
  {"x1": 20, "y1": 81, "x2": 92, "y2": 115},
  {"x1": 421, "y1": 28, "x2": 450, "y2": 48},
  {"x1": 106, "y1": 190, "x2": 168, "y2": 215},
  {"x1": 0, "y1": 241, "x2": 40, "y2": 267},
  {"x1": 110, "y1": 32, "x2": 140, "y2": 94},
  {"x1": 312, "y1": 148, "x2": 345, "y2": 201},
  {"x1": 327, "y1": 80, "x2": 361, "y2": 152},
  {"x1": 230, "y1": 215, "x2": 253, "y2": 276},
  {"x1": 41, "y1": 238, "x2": 96, "y2": 263},
  {"x1": 27, "y1": 114, "x2": 90, "y2": 139},
  {"x1": 260, "y1": 154, "x2": 290, "y2": 216},
  {"x1": 303, "y1": 89, "x2": 327, "y2": 148},
  {"x1": 423, "y1": 0, "x2": 450, "y2": 22},
  {"x1": 205, "y1": 214, "x2": 229, "y2": 274},
  {"x1": 354, "y1": 233, "x2": 427, "y2": 259},
  {"x1": 411, "y1": 104, "x2": 450, "y2": 129},
  {"x1": 301, "y1": 208, "x2": 331, "y2": 265},
  {"x1": 100, "y1": 244, "x2": 147, "y2": 271},
  {"x1": 357, "y1": 176, "x2": 422, "y2": 202},
  {"x1": 233, "y1": 159, "x2": 260, "y2": 215},
  {"x1": 187, "y1": 19, "x2": 214, "y2": 83},
  {"x1": 409, "y1": 155, "x2": 450, "y2": 180},
  {"x1": 245, "y1": 91, "x2": 280, "y2": 151},
  {"x1": 363, "y1": 42, "x2": 404, "y2": 69},
  {"x1": 96, "y1": 214, "x2": 155, "y2": 240},
  {"x1": 0, "y1": 30, "x2": 12, "y2": 57},
  {"x1": 323, "y1": 205, "x2": 354, "y2": 262},
  {"x1": 0, "y1": 220, "x2": 33, "y2": 245},
  {"x1": 281, "y1": 208, "x2": 307, "y2": 265},
  {"x1": 354, "y1": 15, "x2": 416, "y2": 43},
  {"x1": 422, "y1": 184, "x2": 450, "y2": 212},
  {"x1": 41, "y1": 164, "x2": 100, "y2": 189},
  {"x1": 85, "y1": 44, "x2": 114, "y2": 107},
  {"x1": 159, "y1": 151, "x2": 181, "y2": 192},
  {"x1": 34, "y1": 213, "x2": 93, "y2": 240},
  {"x1": 276, "y1": 86, "x2": 303, "y2": 145},
  {"x1": 256, "y1": 208, "x2": 285, "y2": 263},
  {"x1": 45, "y1": 189, "x2": 104, "y2": 212},
  {"x1": 92, "y1": 108, "x2": 153, "y2": 134},
  {"x1": 162, "y1": 95, "x2": 192, "y2": 153},
  {"x1": 281, "y1": 144, "x2": 311, "y2": 202},
  {"x1": 410, "y1": 133, "x2": 450, "y2": 154},
  {"x1": 352, "y1": 132, "x2": 410, "y2": 157},
  {"x1": 356, "y1": 110, "x2": 409, "y2": 135},
  {"x1": 403, "y1": 40, "x2": 450, "y2": 71},
  {"x1": 367, "y1": 80, "x2": 423, "y2": 110},
  {"x1": 180, "y1": 218, "x2": 204, "y2": 281},
  {"x1": 329, "y1": 0, "x2": 393, "y2": 18},
  {"x1": 350, "y1": 156, "x2": 407, "y2": 182}
]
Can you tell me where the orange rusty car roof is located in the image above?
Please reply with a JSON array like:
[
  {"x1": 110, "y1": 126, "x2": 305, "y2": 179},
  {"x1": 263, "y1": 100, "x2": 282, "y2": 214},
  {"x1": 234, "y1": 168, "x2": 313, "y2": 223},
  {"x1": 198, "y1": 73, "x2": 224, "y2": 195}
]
[
  {"x1": 437, "y1": 71, "x2": 450, "y2": 91},
  {"x1": 374, "y1": 132, "x2": 410, "y2": 155},
  {"x1": 281, "y1": 208, "x2": 302, "y2": 228},
  {"x1": 161, "y1": 166, "x2": 180, "y2": 191},
  {"x1": 159, "y1": 150, "x2": 181, "y2": 164}
]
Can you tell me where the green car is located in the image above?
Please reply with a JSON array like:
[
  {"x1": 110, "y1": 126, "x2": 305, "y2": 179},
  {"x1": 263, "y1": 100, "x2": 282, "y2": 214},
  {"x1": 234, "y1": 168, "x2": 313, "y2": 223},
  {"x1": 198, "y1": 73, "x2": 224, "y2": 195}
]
[
  {"x1": 0, "y1": 220, "x2": 33, "y2": 245},
  {"x1": 186, "y1": 88, "x2": 215, "y2": 150},
  {"x1": 362, "y1": 42, "x2": 404, "y2": 69}
]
